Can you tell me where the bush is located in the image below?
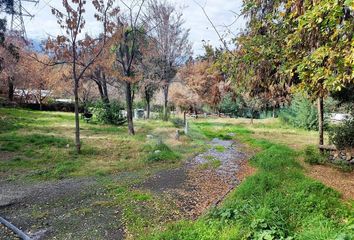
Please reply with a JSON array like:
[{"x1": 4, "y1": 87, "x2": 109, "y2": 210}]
[
  {"x1": 279, "y1": 93, "x2": 318, "y2": 130},
  {"x1": 0, "y1": 102, "x2": 79, "y2": 112},
  {"x1": 332, "y1": 159, "x2": 353, "y2": 172},
  {"x1": 90, "y1": 100, "x2": 126, "y2": 125},
  {"x1": 304, "y1": 146, "x2": 325, "y2": 165},
  {"x1": 218, "y1": 93, "x2": 240, "y2": 117},
  {"x1": 133, "y1": 100, "x2": 146, "y2": 109},
  {"x1": 170, "y1": 118, "x2": 184, "y2": 128},
  {"x1": 329, "y1": 118, "x2": 354, "y2": 150},
  {"x1": 145, "y1": 142, "x2": 181, "y2": 163}
]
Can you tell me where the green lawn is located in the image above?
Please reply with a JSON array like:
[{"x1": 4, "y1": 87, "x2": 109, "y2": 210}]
[{"x1": 0, "y1": 108, "x2": 205, "y2": 181}]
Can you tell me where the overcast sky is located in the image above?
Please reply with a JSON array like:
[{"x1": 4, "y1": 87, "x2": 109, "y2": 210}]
[{"x1": 9, "y1": 0, "x2": 246, "y2": 55}]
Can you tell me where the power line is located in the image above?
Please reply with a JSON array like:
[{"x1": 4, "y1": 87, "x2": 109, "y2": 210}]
[
  {"x1": 31, "y1": 0, "x2": 53, "y2": 18},
  {"x1": 0, "y1": 0, "x2": 39, "y2": 39}
]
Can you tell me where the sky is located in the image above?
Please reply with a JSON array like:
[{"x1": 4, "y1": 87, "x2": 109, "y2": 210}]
[{"x1": 4, "y1": 0, "x2": 246, "y2": 55}]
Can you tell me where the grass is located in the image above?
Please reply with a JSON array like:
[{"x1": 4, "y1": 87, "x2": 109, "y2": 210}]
[
  {"x1": 0, "y1": 108, "x2": 204, "y2": 238},
  {"x1": 199, "y1": 155, "x2": 222, "y2": 169},
  {"x1": 147, "y1": 120, "x2": 354, "y2": 240},
  {"x1": 304, "y1": 145, "x2": 327, "y2": 165},
  {"x1": 0, "y1": 108, "x2": 201, "y2": 181},
  {"x1": 97, "y1": 176, "x2": 179, "y2": 239},
  {"x1": 1, "y1": 109, "x2": 353, "y2": 239},
  {"x1": 145, "y1": 141, "x2": 181, "y2": 163},
  {"x1": 215, "y1": 145, "x2": 226, "y2": 152}
]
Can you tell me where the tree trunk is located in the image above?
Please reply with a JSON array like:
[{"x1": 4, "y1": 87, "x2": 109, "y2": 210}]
[
  {"x1": 102, "y1": 73, "x2": 110, "y2": 105},
  {"x1": 250, "y1": 108, "x2": 254, "y2": 124},
  {"x1": 194, "y1": 107, "x2": 198, "y2": 119},
  {"x1": 163, "y1": 85, "x2": 169, "y2": 121},
  {"x1": 74, "y1": 78, "x2": 81, "y2": 153},
  {"x1": 318, "y1": 96, "x2": 324, "y2": 152},
  {"x1": 146, "y1": 95, "x2": 151, "y2": 119},
  {"x1": 126, "y1": 82, "x2": 135, "y2": 135},
  {"x1": 39, "y1": 90, "x2": 43, "y2": 111},
  {"x1": 96, "y1": 81, "x2": 104, "y2": 102},
  {"x1": 72, "y1": 41, "x2": 81, "y2": 154},
  {"x1": 8, "y1": 77, "x2": 14, "y2": 101}
]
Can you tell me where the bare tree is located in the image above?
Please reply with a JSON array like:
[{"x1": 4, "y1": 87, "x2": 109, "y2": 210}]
[{"x1": 144, "y1": 0, "x2": 192, "y2": 121}]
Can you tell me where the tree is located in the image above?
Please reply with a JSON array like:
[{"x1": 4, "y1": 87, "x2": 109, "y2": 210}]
[
  {"x1": 145, "y1": 0, "x2": 192, "y2": 121},
  {"x1": 179, "y1": 60, "x2": 224, "y2": 113},
  {"x1": 84, "y1": 0, "x2": 120, "y2": 107},
  {"x1": 138, "y1": 40, "x2": 163, "y2": 119},
  {"x1": 112, "y1": 0, "x2": 146, "y2": 135},
  {"x1": 170, "y1": 81, "x2": 200, "y2": 124},
  {"x1": 47, "y1": 0, "x2": 117, "y2": 153},
  {"x1": 0, "y1": 36, "x2": 24, "y2": 101},
  {"x1": 21, "y1": 54, "x2": 63, "y2": 110},
  {"x1": 285, "y1": 0, "x2": 354, "y2": 146},
  {"x1": 0, "y1": 0, "x2": 20, "y2": 99}
]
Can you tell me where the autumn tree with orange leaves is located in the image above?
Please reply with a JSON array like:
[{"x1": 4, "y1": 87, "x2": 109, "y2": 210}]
[
  {"x1": 178, "y1": 60, "x2": 225, "y2": 115},
  {"x1": 46, "y1": 0, "x2": 118, "y2": 153}
]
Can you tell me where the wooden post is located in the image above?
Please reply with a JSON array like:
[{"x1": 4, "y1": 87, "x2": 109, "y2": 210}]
[{"x1": 175, "y1": 130, "x2": 180, "y2": 140}]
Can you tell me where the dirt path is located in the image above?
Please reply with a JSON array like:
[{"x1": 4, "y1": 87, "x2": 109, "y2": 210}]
[
  {"x1": 138, "y1": 138, "x2": 250, "y2": 218},
  {"x1": 305, "y1": 164, "x2": 354, "y2": 200},
  {"x1": 0, "y1": 178, "x2": 124, "y2": 240}
]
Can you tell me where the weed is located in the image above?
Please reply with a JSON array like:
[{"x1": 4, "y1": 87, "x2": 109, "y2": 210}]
[
  {"x1": 304, "y1": 145, "x2": 326, "y2": 165},
  {"x1": 199, "y1": 156, "x2": 221, "y2": 169},
  {"x1": 215, "y1": 145, "x2": 226, "y2": 152},
  {"x1": 145, "y1": 142, "x2": 181, "y2": 163},
  {"x1": 132, "y1": 191, "x2": 152, "y2": 201},
  {"x1": 332, "y1": 160, "x2": 353, "y2": 172}
]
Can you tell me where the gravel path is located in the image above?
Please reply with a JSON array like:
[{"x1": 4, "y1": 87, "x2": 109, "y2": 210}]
[
  {"x1": 0, "y1": 178, "x2": 95, "y2": 208},
  {"x1": 193, "y1": 138, "x2": 247, "y2": 186},
  {"x1": 138, "y1": 138, "x2": 249, "y2": 218},
  {"x1": 0, "y1": 178, "x2": 124, "y2": 240},
  {"x1": 0, "y1": 223, "x2": 20, "y2": 240}
]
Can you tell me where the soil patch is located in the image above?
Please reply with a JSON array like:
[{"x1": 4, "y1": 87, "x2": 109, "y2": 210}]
[{"x1": 305, "y1": 164, "x2": 354, "y2": 200}]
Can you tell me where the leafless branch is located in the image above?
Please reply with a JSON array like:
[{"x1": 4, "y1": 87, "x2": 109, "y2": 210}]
[{"x1": 193, "y1": 0, "x2": 235, "y2": 55}]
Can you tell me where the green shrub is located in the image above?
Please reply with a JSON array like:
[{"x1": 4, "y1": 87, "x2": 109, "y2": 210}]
[
  {"x1": 279, "y1": 93, "x2": 318, "y2": 131},
  {"x1": 133, "y1": 100, "x2": 146, "y2": 109},
  {"x1": 304, "y1": 146, "x2": 325, "y2": 165},
  {"x1": 170, "y1": 118, "x2": 184, "y2": 128},
  {"x1": 332, "y1": 159, "x2": 353, "y2": 172},
  {"x1": 90, "y1": 100, "x2": 126, "y2": 125},
  {"x1": 218, "y1": 93, "x2": 241, "y2": 117},
  {"x1": 145, "y1": 142, "x2": 181, "y2": 163},
  {"x1": 328, "y1": 118, "x2": 354, "y2": 150}
]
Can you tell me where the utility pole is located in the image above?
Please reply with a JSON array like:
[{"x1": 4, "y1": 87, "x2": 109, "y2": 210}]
[{"x1": 0, "y1": 0, "x2": 38, "y2": 39}]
